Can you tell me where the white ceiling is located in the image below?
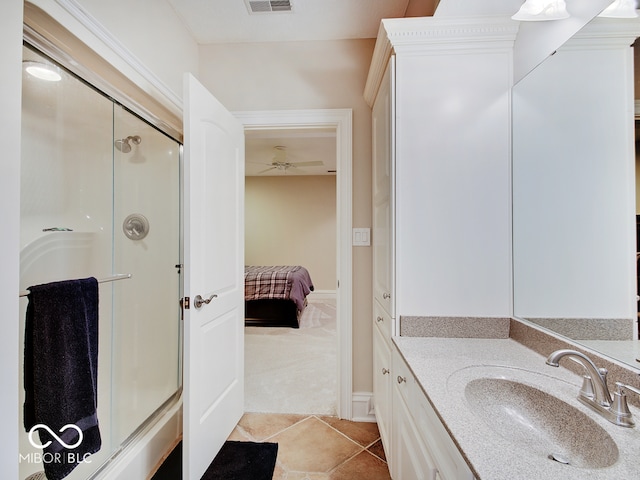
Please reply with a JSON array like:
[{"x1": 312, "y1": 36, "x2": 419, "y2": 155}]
[
  {"x1": 167, "y1": 0, "x2": 412, "y2": 44},
  {"x1": 166, "y1": 0, "x2": 437, "y2": 176}
]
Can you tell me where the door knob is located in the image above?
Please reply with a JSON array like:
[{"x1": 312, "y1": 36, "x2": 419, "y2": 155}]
[{"x1": 194, "y1": 293, "x2": 217, "y2": 309}]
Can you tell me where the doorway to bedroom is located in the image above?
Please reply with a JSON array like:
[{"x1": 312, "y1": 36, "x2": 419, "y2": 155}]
[
  {"x1": 244, "y1": 127, "x2": 337, "y2": 415},
  {"x1": 238, "y1": 109, "x2": 352, "y2": 418}
]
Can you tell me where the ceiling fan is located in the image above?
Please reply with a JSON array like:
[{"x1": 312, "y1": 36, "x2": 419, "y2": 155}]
[{"x1": 252, "y1": 145, "x2": 324, "y2": 174}]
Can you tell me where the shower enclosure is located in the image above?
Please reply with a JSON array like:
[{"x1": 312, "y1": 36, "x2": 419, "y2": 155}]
[{"x1": 19, "y1": 43, "x2": 182, "y2": 479}]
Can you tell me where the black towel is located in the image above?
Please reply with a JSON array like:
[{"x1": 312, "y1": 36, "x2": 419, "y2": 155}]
[{"x1": 24, "y1": 277, "x2": 102, "y2": 480}]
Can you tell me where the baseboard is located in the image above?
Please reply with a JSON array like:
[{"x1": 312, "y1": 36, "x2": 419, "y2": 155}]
[
  {"x1": 351, "y1": 392, "x2": 376, "y2": 423},
  {"x1": 307, "y1": 290, "x2": 337, "y2": 302}
]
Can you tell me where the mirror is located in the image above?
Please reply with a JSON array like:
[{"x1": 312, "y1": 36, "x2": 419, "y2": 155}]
[{"x1": 512, "y1": 16, "x2": 640, "y2": 370}]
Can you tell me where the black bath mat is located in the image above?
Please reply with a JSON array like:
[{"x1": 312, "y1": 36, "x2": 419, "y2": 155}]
[
  {"x1": 202, "y1": 440, "x2": 278, "y2": 480},
  {"x1": 152, "y1": 440, "x2": 278, "y2": 480}
]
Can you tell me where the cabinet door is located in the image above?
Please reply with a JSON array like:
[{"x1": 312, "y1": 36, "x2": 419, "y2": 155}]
[
  {"x1": 392, "y1": 383, "x2": 437, "y2": 480},
  {"x1": 373, "y1": 326, "x2": 392, "y2": 460},
  {"x1": 372, "y1": 56, "x2": 395, "y2": 317},
  {"x1": 374, "y1": 299, "x2": 393, "y2": 344},
  {"x1": 414, "y1": 377, "x2": 476, "y2": 480}
]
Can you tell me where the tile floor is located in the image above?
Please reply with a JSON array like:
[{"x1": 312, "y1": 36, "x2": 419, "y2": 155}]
[{"x1": 228, "y1": 412, "x2": 392, "y2": 480}]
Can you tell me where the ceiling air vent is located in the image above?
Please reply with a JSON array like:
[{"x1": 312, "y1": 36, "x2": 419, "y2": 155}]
[{"x1": 247, "y1": 0, "x2": 292, "y2": 13}]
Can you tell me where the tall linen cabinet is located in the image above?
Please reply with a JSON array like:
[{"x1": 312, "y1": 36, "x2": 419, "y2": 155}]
[{"x1": 366, "y1": 17, "x2": 517, "y2": 478}]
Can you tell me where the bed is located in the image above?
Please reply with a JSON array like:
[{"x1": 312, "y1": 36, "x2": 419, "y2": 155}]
[{"x1": 244, "y1": 265, "x2": 314, "y2": 328}]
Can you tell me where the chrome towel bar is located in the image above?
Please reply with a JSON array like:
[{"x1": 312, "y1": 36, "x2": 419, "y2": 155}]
[{"x1": 19, "y1": 273, "x2": 132, "y2": 298}]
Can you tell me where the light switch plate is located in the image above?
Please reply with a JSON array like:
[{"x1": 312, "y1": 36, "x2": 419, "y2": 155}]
[{"x1": 352, "y1": 228, "x2": 371, "y2": 246}]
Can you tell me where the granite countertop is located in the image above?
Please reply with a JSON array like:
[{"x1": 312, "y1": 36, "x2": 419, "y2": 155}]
[{"x1": 393, "y1": 336, "x2": 640, "y2": 480}]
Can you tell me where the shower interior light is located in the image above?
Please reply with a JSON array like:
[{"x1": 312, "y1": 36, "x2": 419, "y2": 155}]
[
  {"x1": 599, "y1": 0, "x2": 638, "y2": 18},
  {"x1": 23, "y1": 61, "x2": 62, "y2": 82},
  {"x1": 512, "y1": 0, "x2": 570, "y2": 21}
]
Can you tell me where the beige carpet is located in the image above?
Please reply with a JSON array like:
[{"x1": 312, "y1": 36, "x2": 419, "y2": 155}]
[{"x1": 244, "y1": 300, "x2": 337, "y2": 415}]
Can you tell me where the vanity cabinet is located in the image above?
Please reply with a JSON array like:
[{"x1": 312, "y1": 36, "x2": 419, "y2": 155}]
[
  {"x1": 367, "y1": 15, "x2": 517, "y2": 480},
  {"x1": 372, "y1": 321, "x2": 392, "y2": 459},
  {"x1": 392, "y1": 384, "x2": 437, "y2": 480},
  {"x1": 390, "y1": 343, "x2": 435, "y2": 480},
  {"x1": 392, "y1": 346, "x2": 475, "y2": 480},
  {"x1": 366, "y1": 17, "x2": 514, "y2": 319},
  {"x1": 371, "y1": 54, "x2": 395, "y2": 460}
]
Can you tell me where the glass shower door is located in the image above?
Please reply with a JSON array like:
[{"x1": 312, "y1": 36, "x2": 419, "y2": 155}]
[
  {"x1": 111, "y1": 105, "x2": 182, "y2": 446},
  {"x1": 20, "y1": 44, "x2": 116, "y2": 480},
  {"x1": 19, "y1": 43, "x2": 182, "y2": 480}
]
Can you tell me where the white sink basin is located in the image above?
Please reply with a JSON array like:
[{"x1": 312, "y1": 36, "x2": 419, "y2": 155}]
[{"x1": 448, "y1": 365, "x2": 619, "y2": 469}]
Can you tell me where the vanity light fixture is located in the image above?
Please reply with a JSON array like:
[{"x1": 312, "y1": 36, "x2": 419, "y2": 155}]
[
  {"x1": 598, "y1": 0, "x2": 638, "y2": 18},
  {"x1": 512, "y1": 0, "x2": 570, "y2": 21},
  {"x1": 23, "y1": 60, "x2": 62, "y2": 82}
]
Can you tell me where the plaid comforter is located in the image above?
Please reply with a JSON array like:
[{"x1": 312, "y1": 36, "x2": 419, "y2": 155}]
[{"x1": 244, "y1": 265, "x2": 314, "y2": 310}]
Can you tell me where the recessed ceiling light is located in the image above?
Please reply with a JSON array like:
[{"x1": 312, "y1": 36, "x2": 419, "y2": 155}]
[{"x1": 23, "y1": 61, "x2": 62, "y2": 82}]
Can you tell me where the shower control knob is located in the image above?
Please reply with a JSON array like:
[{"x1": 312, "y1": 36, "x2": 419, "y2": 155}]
[{"x1": 123, "y1": 214, "x2": 150, "y2": 240}]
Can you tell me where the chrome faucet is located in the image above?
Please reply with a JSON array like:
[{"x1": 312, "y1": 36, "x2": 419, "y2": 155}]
[
  {"x1": 546, "y1": 349, "x2": 612, "y2": 406},
  {"x1": 546, "y1": 349, "x2": 635, "y2": 427}
]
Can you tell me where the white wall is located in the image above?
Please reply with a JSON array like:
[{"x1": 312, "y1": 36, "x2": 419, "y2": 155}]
[
  {"x1": 199, "y1": 39, "x2": 375, "y2": 392},
  {"x1": 245, "y1": 176, "x2": 337, "y2": 291},
  {"x1": 72, "y1": 0, "x2": 199, "y2": 98},
  {"x1": 0, "y1": 1, "x2": 23, "y2": 478}
]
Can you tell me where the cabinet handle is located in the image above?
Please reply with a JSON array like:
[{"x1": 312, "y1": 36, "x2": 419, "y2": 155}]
[
  {"x1": 397, "y1": 375, "x2": 406, "y2": 384},
  {"x1": 376, "y1": 316, "x2": 384, "y2": 323},
  {"x1": 382, "y1": 368, "x2": 389, "y2": 375},
  {"x1": 383, "y1": 293, "x2": 391, "y2": 299}
]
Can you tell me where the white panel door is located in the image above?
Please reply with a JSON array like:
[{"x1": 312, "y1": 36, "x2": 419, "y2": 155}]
[{"x1": 183, "y1": 73, "x2": 245, "y2": 480}]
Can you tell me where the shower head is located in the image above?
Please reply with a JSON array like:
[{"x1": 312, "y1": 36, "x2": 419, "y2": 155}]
[{"x1": 114, "y1": 135, "x2": 141, "y2": 153}]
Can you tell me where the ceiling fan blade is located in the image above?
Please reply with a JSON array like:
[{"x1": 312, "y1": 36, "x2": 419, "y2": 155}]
[
  {"x1": 257, "y1": 167, "x2": 277, "y2": 174},
  {"x1": 290, "y1": 161, "x2": 324, "y2": 167}
]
